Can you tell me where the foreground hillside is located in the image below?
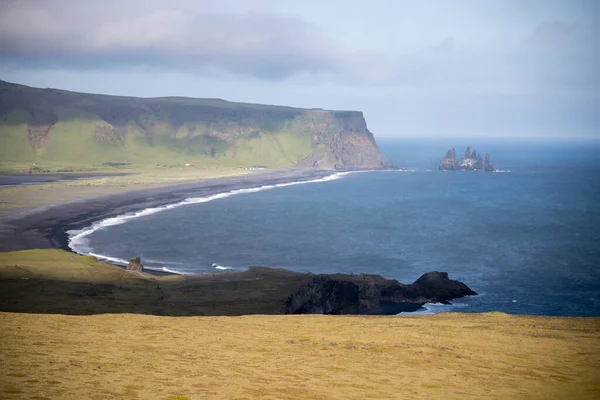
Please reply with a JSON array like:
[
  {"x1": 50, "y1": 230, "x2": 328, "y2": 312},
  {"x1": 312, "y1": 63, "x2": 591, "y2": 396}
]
[
  {"x1": 0, "y1": 249, "x2": 599, "y2": 399},
  {"x1": 1, "y1": 312, "x2": 598, "y2": 400},
  {"x1": 0, "y1": 80, "x2": 389, "y2": 170}
]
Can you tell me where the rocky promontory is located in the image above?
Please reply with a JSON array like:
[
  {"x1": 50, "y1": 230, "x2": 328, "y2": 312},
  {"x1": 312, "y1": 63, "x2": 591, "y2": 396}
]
[
  {"x1": 0, "y1": 253, "x2": 477, "y2": 316},
  {"x1": 439, "y1": 146, "x2": 495, "y2": 171},
  {"x1": 284, "y1": 270, "x2": 476, "y2": 315}
]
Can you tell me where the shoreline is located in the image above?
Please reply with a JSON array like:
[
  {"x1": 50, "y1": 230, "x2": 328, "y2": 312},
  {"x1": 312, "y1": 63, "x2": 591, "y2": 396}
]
[{"x1": 0, "y1": 169, "x2": 334, "y2": 254}]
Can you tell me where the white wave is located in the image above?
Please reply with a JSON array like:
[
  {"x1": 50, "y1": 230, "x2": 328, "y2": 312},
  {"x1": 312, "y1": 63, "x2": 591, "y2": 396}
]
[
  {"x1": 494, "y1": 169, "x2": 510, "y2": 173},
  {"x1": 212, "y1": 263, "x2": 233, "y2": 270},
  {"x1": 397, "y1": 301, "x2": 468, "y2": 316},
  {"x1": 386, "y1": 168, "x2": 417, "y2": 172},
  {"x1": 68, "y1": 171, "x2": 356, "y2": 259},
  {"x1": 87, "y1": 252, "x2": 129, "y2": 265},
  {"x1": 143, "y1": 258, "x2": 186, "y2": 265},
  {"x1": 157, "y1": 266, "x2": 189, "y2": 275}
]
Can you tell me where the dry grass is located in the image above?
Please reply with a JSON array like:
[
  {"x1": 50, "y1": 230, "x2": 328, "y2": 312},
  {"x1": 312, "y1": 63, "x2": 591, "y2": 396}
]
[
  {"x1": 0, "y1": 168, "x2": 251, "y2": 213},
  {"x1": 0, "y1": 249, "x2": 182, "y2": 286},
  {"x1": 0, "y1": 312, "x2": 598, "y2": 400}
]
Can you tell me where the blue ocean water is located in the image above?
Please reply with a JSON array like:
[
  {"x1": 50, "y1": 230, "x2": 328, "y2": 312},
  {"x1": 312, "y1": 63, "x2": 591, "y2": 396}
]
[{"x1": 71, "y1": 139, "x2": 600, "y2": 316}]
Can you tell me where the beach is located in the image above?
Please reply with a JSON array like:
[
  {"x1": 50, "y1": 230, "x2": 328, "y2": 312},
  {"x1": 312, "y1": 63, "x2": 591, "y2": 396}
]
[{"x1": 0, "y1": 169, "x2": 333, "y2": 252}]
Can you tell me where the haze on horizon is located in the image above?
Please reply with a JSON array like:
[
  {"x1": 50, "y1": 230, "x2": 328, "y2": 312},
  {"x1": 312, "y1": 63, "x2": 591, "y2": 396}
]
[{"x1": 0, "y1": 0, "x2": 598, "y2": 140}]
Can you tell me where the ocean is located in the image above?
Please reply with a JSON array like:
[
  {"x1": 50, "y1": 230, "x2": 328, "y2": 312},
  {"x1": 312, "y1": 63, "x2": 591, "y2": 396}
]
[{"x1": 69, "y1": 139, "x2": 600, "y2": 317}]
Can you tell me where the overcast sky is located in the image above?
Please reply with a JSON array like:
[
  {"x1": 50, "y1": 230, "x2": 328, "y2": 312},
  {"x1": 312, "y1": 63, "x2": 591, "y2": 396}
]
[{"x1": 0, "y1": 0, "x2": 598, "y2": 139}]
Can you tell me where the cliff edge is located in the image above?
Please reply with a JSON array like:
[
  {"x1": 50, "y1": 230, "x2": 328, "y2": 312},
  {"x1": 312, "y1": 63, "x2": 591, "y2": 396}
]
[{"x1": 0, "y1": 80, "x2": 388, "y2": 170}]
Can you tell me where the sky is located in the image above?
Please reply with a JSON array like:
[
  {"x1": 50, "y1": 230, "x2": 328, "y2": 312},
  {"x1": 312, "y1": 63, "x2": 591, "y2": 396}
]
[{"x1": 0, "y1": 0, "x2": 598, "y2": 139}]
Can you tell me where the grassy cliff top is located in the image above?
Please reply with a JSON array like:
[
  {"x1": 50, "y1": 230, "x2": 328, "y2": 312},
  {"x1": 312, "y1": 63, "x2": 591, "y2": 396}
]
[
  {"x1": 0, "y1": 79, "x2": 363, "y2": 120},
  {"x1": 1, "y1": 80, "x2": 386, "y2": 171}
]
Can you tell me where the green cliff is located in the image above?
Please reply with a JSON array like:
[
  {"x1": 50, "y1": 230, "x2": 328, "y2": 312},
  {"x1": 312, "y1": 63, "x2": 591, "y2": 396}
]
[{"x1": 0, "y1": 80, "x2": 389, "y2": 170}]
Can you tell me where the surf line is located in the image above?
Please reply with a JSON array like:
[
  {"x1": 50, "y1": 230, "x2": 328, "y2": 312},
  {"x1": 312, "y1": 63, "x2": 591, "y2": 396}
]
[{"x1": 67, "y1": 171, "x2": 365, "y2": 258}]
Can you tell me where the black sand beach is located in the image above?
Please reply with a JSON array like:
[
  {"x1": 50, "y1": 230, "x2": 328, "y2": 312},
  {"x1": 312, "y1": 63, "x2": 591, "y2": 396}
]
[{"x1": 0, "y1": 169, "x2": 333, "y2": 252}]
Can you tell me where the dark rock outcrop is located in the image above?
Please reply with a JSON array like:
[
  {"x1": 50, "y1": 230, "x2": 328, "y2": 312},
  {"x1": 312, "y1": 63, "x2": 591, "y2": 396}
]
[
  {"x1": 439, "y1": 148, "x2": 459, "y2": 170},
  {"x1": 284, "y1": 271, "x2": 476, "y2": 315},
  {"x1": 440, "y1": 146, "x2": 495, "y2": 172},
  {"x1": 408, "y1": 272, "x2": 476, "y2": 304},
  {"x1": 126, "y1": 256, "x2": 143, "y2": 272},
  {"x1": 484, "y1": 153, "x2": 495, "y2": 172}
]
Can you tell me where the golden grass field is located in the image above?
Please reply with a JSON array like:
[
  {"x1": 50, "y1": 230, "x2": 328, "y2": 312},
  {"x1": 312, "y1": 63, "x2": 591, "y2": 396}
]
[
  {"x1": 0, "y1": 250, "x2": 599, "y2": 399},
  {"x1": 1, "y1": 312, "x2": 599, "y2": 400}
]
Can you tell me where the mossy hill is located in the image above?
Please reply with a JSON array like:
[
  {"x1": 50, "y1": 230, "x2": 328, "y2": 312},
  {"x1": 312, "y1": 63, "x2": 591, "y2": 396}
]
[{"x1": 0, "y1": 80, "x2": 389, "y2": 170}]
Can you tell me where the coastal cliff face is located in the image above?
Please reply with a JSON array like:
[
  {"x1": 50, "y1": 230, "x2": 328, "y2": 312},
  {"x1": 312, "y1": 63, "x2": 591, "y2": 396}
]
[{"x1": 0, "y1": 80, "x2": 388, "y2": 170}]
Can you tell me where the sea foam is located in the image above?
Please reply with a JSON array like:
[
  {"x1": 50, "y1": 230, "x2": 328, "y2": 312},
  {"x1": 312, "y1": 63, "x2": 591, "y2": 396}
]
[
  {"x1": 212, "y1": 263, "x2": 233, "y2": 270},
  {"x1": 397, "y1": 301, "x2": 469, "y2": 315}
]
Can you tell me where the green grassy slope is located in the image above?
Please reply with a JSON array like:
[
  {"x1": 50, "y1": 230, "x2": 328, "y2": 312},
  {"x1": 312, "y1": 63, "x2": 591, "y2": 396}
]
[{"x1": 0, "y1": 80, "x2": 388, "y2": 171}]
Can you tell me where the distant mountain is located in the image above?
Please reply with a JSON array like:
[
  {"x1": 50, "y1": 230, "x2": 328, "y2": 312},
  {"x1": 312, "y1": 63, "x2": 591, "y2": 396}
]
[{"x1": 0, "y1": 80, "x2": 389, "y2": 170}]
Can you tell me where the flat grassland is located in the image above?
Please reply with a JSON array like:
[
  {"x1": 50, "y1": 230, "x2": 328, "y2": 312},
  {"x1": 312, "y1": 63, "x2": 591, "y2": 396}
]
[
  {"x1": 1, "y1": 312, "x2": 598, "y2": 400},
  {"x1": 0, "y1": 250, "x2": 599, "y2": 399},
  {"x1": 0, "y1": 167, "x2": 250, "y2": 213}
]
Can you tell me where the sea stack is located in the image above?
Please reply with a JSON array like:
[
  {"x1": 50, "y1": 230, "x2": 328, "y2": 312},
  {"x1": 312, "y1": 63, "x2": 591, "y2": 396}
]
[
  {"x1": 440, "y1": 146, "x2": 495, "y2": 172},
  {"x1": 439, "y1": 148, "x2": 459, "y2": 170},
  {"x1": 484, "y1": 153, "x2": 495, "y2": 172},
  {"x1": 127, "y1": 256, "x2": 144, "y2": 272}
]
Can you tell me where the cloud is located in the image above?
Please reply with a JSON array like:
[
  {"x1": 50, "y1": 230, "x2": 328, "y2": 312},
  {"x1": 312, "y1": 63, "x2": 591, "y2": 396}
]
[
  {"x1": 0, "y1": 0, "x2": 341, "y2": 79},
  {"x1": 0, "y1": 0, "x2": 597, "y2": 100},
  {"x1": 430, "y1": 37, "x2": 455, "y2": 54},
  {"x1": 530, "y1": 21, "x2": 577, "y2": 47}
]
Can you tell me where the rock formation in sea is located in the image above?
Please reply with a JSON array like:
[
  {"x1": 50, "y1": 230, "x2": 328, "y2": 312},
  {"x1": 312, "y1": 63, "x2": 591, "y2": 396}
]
[
  {"x1": 127, "y1": 256, "x2": 144, "y2": 272},
  {"x1": 440, "y1": 146, "x2": 494, "y2": 171},
  {"x1": 283, "y1": 270, "x2": 476, "y2": 315},
  {"x1": 439, "y1": 148, "x2": 459, "y2": 170},
  {"x1": 484, "y1": 153, "x2": 495, "y2": 172}
]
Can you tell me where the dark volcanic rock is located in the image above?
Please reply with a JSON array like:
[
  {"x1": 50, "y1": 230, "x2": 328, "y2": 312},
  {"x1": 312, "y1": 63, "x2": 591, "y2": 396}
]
[
  {"x1": 284, "y1": 271, "x2": 477, "y2": 315},
  {"x1": 475, "y1": 153, "x2": 483, "y2": 169},
  {"x1": 464, "y1": 146, "x2": 471, "y2": 159},
  {"x1": 459, "y1": 145, "x2": 478, "y2": 170},
  {"x1": 408, "y1": 272, "x2": 477, "y2": 303},
  {"x1": 439, "y1": 148, "x2": 459, "y2": 170},
  {"x1": 484, "y1": 153, "x2": 495, "y2": 172},
  {"x1": 126, "y1": 256, "x2": 143, "y2": 272},
  {"x1": 441, "y1": 146, "x2": 495, "y2": 171}
]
